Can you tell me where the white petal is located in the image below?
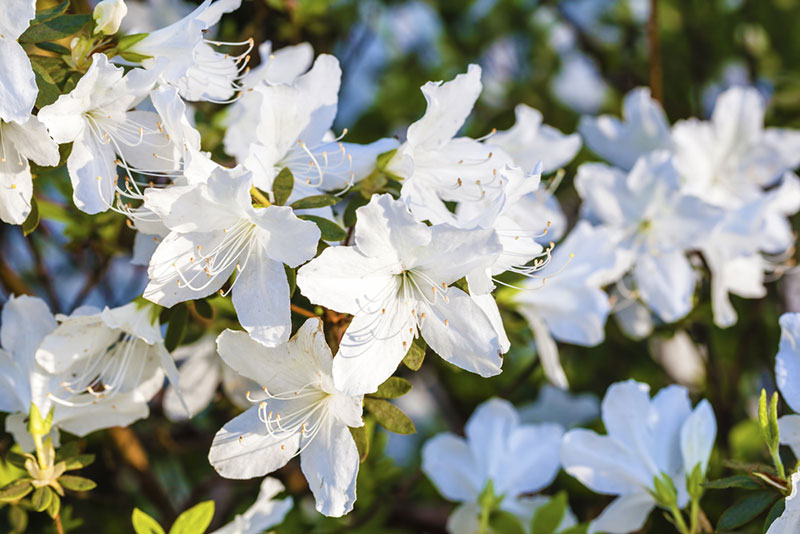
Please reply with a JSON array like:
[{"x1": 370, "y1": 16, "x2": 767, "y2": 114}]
[
  {"x1": 0, "y1": 164, "x2": 32, "y2": 224},
  {"x1": 211, "y1": 477, "x2": 293, "y2": 534},
  {"x1": 354, "y1": 193, "x2": 432, "y2": 260},
  {"x1": 418, "y1": 288, "x2": 503, "y2": 378},
  {"x1": 300, "y1": 419, "x2": 359, "y2": 517},
  {"x1": 463, "y1": 398, "x2": 517, "y2": 483},
  {"x1": 209, "y1": 404, "x2": 300, "y2": 479},
  {"x1": 776, "y1": 313, "x2": 800, "y2": 413},
  {"x1": 421, "y1": 433, "x2": 482, "y2": 502},
  {"x1": 633, "y1": 251, "x2": 695, "y2": 323},
  {"x1": 216, "y1": 329, "x2": 290, "y2": 388},
  {"x1": 1, "y1": 295, "x2": 57, "y2": 377},
  {"x1": 163, "y1": 350, "x2": 221, "y2": 421},
  {"x1": 66, "y1": 132, "x2": 118, "y2": 214},
  {"x1": 232, "y1": 252, "x2": 291, "y2": 348},
  {"x1": 495, "y1": 422, "x2": 564, "y2": 496},
  {"x1": 0, "y1": 39, "x2": 37, "y2": 124},
  {"x1": 251, "y1": 205, "x2": 320, "y2": 267},
  {"x1": 767, "y1": 472, "x2": 800, "y2": 533},
  {"x1": 779, "y1": 415, "x2": 800, "y2": 463},
  {"x1": 407, "y1": 64, "x2": 482, "y2": 150},
  {"x1": 412, "y1": 225, "x2": 501, "y2": 286},
  {"x1": 4, "y1": 116, "x2": 60, "y2": 167},
  {"x1": 588, "y1": 492, "x2": 656, "y2": 534},
  {"x1": 0, "y1": 0, "x2": 36, "y2": 41},
  {"x1": 680, "y1": 399, "x2": 716, "y2": 475}
]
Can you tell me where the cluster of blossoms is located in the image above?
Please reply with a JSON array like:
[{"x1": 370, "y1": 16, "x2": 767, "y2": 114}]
[{"x1": 2, "y1": 0, "x2": 800, "y2": 532}]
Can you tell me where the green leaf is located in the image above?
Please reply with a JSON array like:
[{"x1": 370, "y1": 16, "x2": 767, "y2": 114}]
[
  {"x1": 132, "y1": 508, "x2": 166, "y2": 534},
  {"x1": 290, "y1": 194, "x2": 340, "y2": 210},
  {"x1": 530, "y1": 492, "x2": 568, "y2": 534},
  {"x1": 63, "y1": 454, "x2": 95, "y2": 471},
  {"x1": 272, "y1": 167, "x2": 294, "y2": 206},
  {"x1": 193, "y1": 299, "x2": 213, "y2": 320},
  {"x1": 164, "y1": 304, "x2": 189, "y2": 352},
  {"x1": 8, "y1": 505, "x2": 28, "y2": 534},
  {"x1": 46, "y1": 492, "x2": 61, "y2": 519},
  {"x1": 21, "y1": 197, "x2": 40, "y2": 236},
  {"x1": 343, "y1": 194, "x2": 368, "y2": 228},
  {"x1": 764, "y1": 498, "x2": 785, "y2": 532},
  {"x1": 169, "y1": 501, "x2": 215, "y2": 534},
  {"x1": 489, "y1": 510, "x2": 525, "y2": 534},
  {"x1": 349, "y1": 425, "x2": 370, "y2": 462},
  {"x1": 5, "y1": 452, "x2": 28, "y2": 471},
  {"x1": 402, "y1": 337, "x2": 426, "y2": 371},
  {"x1": 716, "y1": 490, "x2": 778, "y2": 531},
  {"x1": 35, "y1": 42, "x2": 71, "y2": 55},
  {"x1": 372, "y1": 377, "x2": 412, "y2": 399},
  {"x1": 31, "y1": 486, "x2": 53, "y2": 512},
  {"x1": 118, "y1": 32, "x2": 150, "y2": 51},
  {"x1": 363, "y1": 398, "x2": 416, "y2": 435},
  {"x1": 0, "y1": 478, "x2": 33, "y2": 502},
  {"x1": 702, "y1": 475, "x2": 763, "y2": 490},
  {"x1": 19, "y1": 15, "x2": 92, "y2": 43},
  {"x1": 31, "y1": 1, "x2": 70, "y2": 24},
  {"x1": 59, "y1": 475, "x2": 97, "y2": 492},
  {"x1": 297, "y1": 215, "x2": 347, "y2": 242}
]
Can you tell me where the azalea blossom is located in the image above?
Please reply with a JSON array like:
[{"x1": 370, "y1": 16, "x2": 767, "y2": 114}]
[
  {"x1": 579, "y1": 87, "x2": 672, "y2": 171},
  {"x1": 38, "y1": 54, "x2": 179, "y2": 214},
  {"x1": 766, "y1": 471, "x2": 800, "y2": 534},
  {"x1": 242, "y1": 54, "x2": 398, "y2": 201},
  {"x1": 143, "y1": 164, "x2": 320, "y2": 347},
  {"x1": 208, "y1": 319, "x2": 364, "y2": 517},
  {"x1": 518, "y1": 384, "x2": 600, "y2": 428},
  {"x1": 0, "y1": 115, "x2": 60, "y2": 224},
  {"x1": 575, "y1": 151, "x2": 721, "y2": 323},
  {"x1": 385, "y1": 64, "x2": 516, "y2": 225},
  {"x1": 210, "y1": 477, "x2": 292, "y2": 534},
  {"x1": 509, "y1": 221, "x2": 629, "y2": 387},
  {"x1": 673, "y1": 86, "x2": 800, "y2": 208},
  {"x1": 491, "y1": 103, "x2": 582, "y2": 174},
  {"x1": 422, "y1": 398, "x2": 566, "y2": 534},
  {"x1": 0, "y1": 0, "x2": 38, "y2": 124},
  {"x1": 163, "y1": 336, "x2": 258, "y2": 421},
  {"x1": 561, "y1": 380, "x2": 716, "y2": 534},
  {"x1": 296, "y1": 193, "x2": 504, "y2": 395},
  {"x1": 125, "y1": 0, "x2": 251, "y2": 103},
  {"x1": 0, "y1": 296, "x2": 167, "y2": 451}
]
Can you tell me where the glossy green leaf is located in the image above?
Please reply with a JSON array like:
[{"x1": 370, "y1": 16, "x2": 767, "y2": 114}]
[
  {"x1": 59, "y1": 475, "x2": 97, "y2": 492},
  {"x1": 290, "y1": 194, "x2": 339, "y2": 210},
  {"x1": 164, "y1": 304, "x2": 188, "y2": 352},
  {"x1": 717, "y1": 490, "x2": 778, "y2": 531},
  {"x1": 364, "y1": 398, "x2": 416, "y2": 435},
  {"x1": 298, "y1": 215, "x2": 347, "y2": 242},
  {"x1": 531, "y1": 492, "x2": 568, "y2": 534}
]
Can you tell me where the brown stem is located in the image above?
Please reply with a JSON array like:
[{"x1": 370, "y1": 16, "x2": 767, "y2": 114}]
[
  {"x1": 54, "y1": 515, "x2": 64, "y2": 534},
  {"x1": 291, "y1": 303, "x2": 318, "y2": 319},
  {"x1": 648, "y1": 0, "x2": 663, "y2": 103}
]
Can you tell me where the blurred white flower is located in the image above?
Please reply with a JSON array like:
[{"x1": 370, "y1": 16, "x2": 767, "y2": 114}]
[
  {"x1": 208, "y1": 319, "x2": 363, "y2": 517},
  {"x1": 143, "y1": 164, "x2": 320, "y2": 347},
  {"x1": 775, "y1": 313, "x2": 800, "y2": 458},
  {"x1": 163, "y1": 336, "x2": 259, "y2": 421},
  {"x1": 649, "y1": 330, "x2": 707, "y2": 387},
  {"x1": 0, "y1": 0, "x2": 38, "y2": 124},
  {"x1": 575, "y1": 151, "x2": 721, "y2": 323},
  {"x1": 561, "y1": 380, "x2": 716, "y2": 534},
  {"x1": 519, "y1": 384, "x2": 600, "y2": 428},
  {"x1": 297, "y1": 193, "x2": 504, "y2": 395},
  {"x1": 210, "y1": 477, "x2": 292, "y2": 534},
  {"x1": 422, "y1": 398, "x2": 565, "y2": 534}
]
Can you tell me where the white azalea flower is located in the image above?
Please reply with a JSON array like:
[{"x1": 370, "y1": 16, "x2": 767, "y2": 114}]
[
  {"x1": 143, "y1": 164, "x2": 320, "y2": 347},
  {"x1": 125, "y1": 0, "x2": 251, "y2": 103},
  {"x1": 93, "y1": 0, "x2": 128, "y2": 35},
  {"x1": 673, "y1": 86, "x2": 800, "y2": 208},
  {"x1": 766, "y1": 471, "x2": 800, "y2": 534},
  {"x1": 0, "y1": 296, "x2": 166, "y2": 451},
  {"x1": 0, "y1": 115, "x2": 60, "y2": 224},
  {"x1": 210, "y1": 477, "x2": 292, "y2": 534},
  {"x1": 561, "y1": 380, "x2": 716, "y2": 534},
  {"x1": 163, "y1": 336, "x2": 258, "y2": 421},
  {"x1": 510, "y1": 221, "x2": 629, "y2": 387},
  {"x1": 575, "y1": 151, "x2": 721, "y2": 323},
  {"x1": 208, "y1": 319, "x2": 364, "y2": 517},
  {"x1": 0, "y1": 0, "x2": 38, "y2": 124},
  {"x1": 296, "y1": 193, "x2": 504, "y2": 395},
  {"x1": 243, "y1": 54, "x2": 398, "y2": 199},
  {"x1": 386, "y1": 64, "x2": 516, "y2": 225},
  {"x1": 700, "y1": 172, "x2": 800, "y2": 328},
  {"x1": 519, "y1": 384, "x2": 600, "y2": 429},
  {"x1": 579, "y1": 87, "x2": 672, "y2": 170},
  {"x1": 649, "y1": 330, "x2": 706, "y2": 387},
  {"x1": 38, "y1": 54, "x2": 179, "y2": 214},
  {"x1": 491, "y1": 104, "x2": 582, "y2": 174},
  {"x1": 422, "y1": 398, "x2": 565, "y2": 534},
  {"x1": 223, "y1": 41, "x2": 314, "y2": 161},
  {"x1": 774, "y1": 313, "x2": 800, "y2": 458}
]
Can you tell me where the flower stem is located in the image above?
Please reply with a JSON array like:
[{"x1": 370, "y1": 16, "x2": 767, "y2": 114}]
[
  {"x1": 478, "y1": 504, "x2": 491, "y2": 534},
  {"x1": 689, "y1": 499, "x2": 700, "y2": 534},
  {"x1": 669, "y1": 504, "x2": 690, "y2": 534}
]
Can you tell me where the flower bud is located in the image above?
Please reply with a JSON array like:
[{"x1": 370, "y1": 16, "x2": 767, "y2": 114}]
[{"x1": 93, "y1": 0, "x2": 127, "y2": 35}]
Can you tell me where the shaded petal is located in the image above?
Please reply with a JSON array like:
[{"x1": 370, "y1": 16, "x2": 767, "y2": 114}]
[
  {"x1": 421, "y1": 433, "x2": 482, "y2": 502},
  {"x1": 300, "y1": 419, "x2": 359, "y2": 517},
  {"x1": 232, "y1": 252, "x2": 291, "y2": 347},
  {"x1": 0, "y1": 39, "x2": 37, "y2": 123},
  {"x1": 588, "y1": 492, "x2": 656, "y2": 534}
]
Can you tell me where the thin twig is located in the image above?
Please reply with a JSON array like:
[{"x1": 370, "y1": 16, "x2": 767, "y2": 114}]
[
  {"x1": 648, "y1": 0, "x2": 663, "y2": 102},
  {"x1": 291, "y1": 303, "x2": 318, "y2": 318}
]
